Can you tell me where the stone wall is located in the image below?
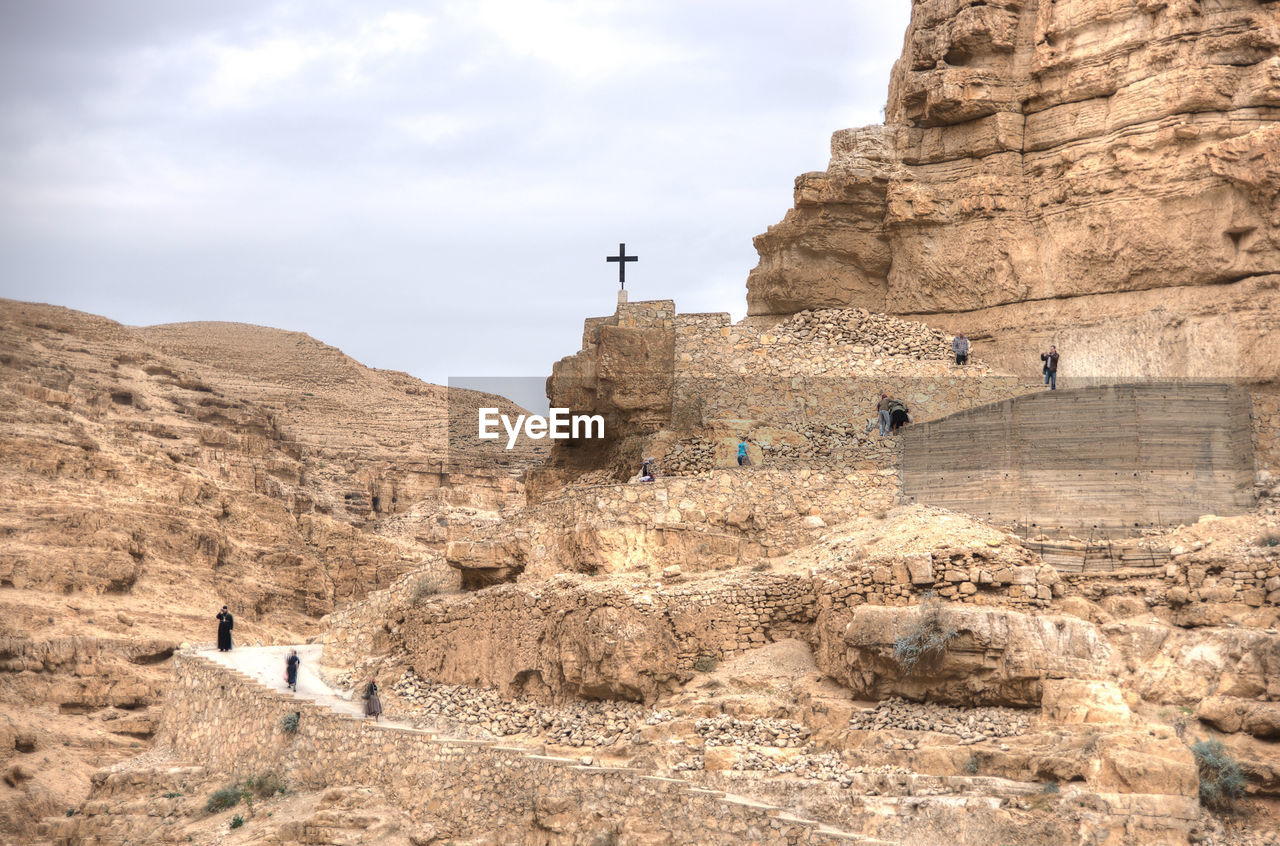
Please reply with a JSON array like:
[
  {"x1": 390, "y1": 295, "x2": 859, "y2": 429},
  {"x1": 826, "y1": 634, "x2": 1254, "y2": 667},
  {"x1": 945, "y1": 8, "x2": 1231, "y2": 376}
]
[
  {"x1": 1254, "y1": 387, "x2": 1280, "y2": 475},
  {"x1": 901, "y1": 383, "x2": 1257, "y2": 531},
  {"x1": 325, "y1": 550, "x2": 1061, "y2": 705},
  {"x1": 444, "y1": 468, "x2": 902, "y2": 585},
  {"x1": 151, "y1": 652, "x2": 857, "y2": 844},
  {"x1": 545, "y1": 301, "x2": 1048, "y2": 486}
]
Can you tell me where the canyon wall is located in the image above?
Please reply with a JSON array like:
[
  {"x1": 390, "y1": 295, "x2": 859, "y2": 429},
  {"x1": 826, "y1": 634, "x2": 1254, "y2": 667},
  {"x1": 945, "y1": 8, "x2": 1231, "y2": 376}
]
[{"x1": 748, "y1": 0, "x2": 1279, "y2": 382}]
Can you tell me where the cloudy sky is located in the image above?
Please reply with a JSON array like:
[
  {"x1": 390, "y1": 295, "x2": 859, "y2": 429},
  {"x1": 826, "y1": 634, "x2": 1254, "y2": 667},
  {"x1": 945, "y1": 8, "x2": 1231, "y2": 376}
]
[{"x1": 0, "y1": 1, "x2": 909, "y2": 389}]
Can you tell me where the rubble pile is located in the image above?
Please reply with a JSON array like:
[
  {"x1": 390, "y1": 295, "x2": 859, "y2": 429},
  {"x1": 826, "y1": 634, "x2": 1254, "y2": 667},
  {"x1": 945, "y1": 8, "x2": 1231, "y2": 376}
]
[
  {"x1": 774, "y1": 309, "x2": 954, "y2": 360},
  {"x1": 849, "y1": 697, "x2": 1033, "y2": 742},
  {"x1": 389, "y1": 671, "x2": 673, "y2": 745},
  {"x1": 694, "y1": 715, "x2": 813, "y2": 748}
]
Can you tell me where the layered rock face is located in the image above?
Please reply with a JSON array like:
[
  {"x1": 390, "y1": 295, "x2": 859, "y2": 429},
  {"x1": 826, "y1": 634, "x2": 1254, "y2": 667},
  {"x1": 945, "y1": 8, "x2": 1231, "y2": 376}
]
[
  {"x1": 749, "y1": 0, "x2": 1279, "y2": 381},
  {"x1": 0, "y1": 299, "x2": 541, "y2": 840}
]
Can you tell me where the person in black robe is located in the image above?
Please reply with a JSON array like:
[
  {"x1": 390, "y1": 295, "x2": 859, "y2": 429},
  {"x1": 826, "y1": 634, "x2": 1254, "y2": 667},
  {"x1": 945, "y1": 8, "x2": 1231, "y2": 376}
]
[
  {"x1": 284, "y1": 649, "x2": 300, "y2": 692},
  {"x1": 215, "y1": 606, "x2": 234, "y2": 652},
  {"x1": 363, "y1": 678, "x2": 383, "y2": 721}
]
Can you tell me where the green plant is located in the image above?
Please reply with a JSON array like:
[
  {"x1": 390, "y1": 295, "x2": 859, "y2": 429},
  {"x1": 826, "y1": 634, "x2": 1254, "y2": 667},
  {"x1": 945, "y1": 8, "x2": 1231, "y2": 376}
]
[
  {"x1": 280, "y1": 712, "x2": 300, "y2": 734},
  {"x1": 205, "y1": 785, "x2": 245, "y2": 813},
  {"x1": 1042, "y1": 780, "x2": 1060, "y2": 794},
  {"x1": 243, "y1": 772, "x2": 285, "y2": 799},
  {"x1": 163, "y1": 792, "x2": 183, "y2": 799},
  {"x1": 64, "y1": 809, "x2": 76, "y2": 817},
  {"x1": 692, "y1": 655, "x2": 719, "y2": 673},
  {"x1": 1256, "y1": 533, "x2": 1280, "y2": 548},
  {"x1": 893, "y1": 593, "x2": 957, "y2": 673},
  {"x1": 963, "y1": 755, "x2": 979, "y2": 775},
  {"x1": 1192, "y1": 739, "x2": 1248, "y2": 811},
  {"x1": 229, "y1": 814, "x2": 244, "y2": 829}
]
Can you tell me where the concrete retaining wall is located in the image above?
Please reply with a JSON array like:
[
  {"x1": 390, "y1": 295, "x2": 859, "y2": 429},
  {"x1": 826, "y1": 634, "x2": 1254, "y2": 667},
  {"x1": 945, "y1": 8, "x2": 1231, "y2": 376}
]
[{"x1": 902, "y1": 383, "x2": 1256, "y2": 531}]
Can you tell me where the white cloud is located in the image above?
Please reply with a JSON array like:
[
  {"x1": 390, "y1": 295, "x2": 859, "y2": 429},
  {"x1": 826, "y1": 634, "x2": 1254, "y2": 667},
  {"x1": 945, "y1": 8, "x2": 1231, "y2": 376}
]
[
  {"x1": 392, "y1": 113, "x2": 475, "y2": 145},
  {"x1": 453, "y1": 0, "x2": 697, "y2": 81},
  {"x1": 200, "y1": 10, "x2": 434, "y2": 108}
]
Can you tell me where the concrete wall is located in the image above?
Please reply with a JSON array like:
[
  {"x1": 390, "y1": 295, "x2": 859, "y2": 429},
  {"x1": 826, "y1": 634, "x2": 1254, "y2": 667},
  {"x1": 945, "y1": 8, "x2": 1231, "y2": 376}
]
[{"x1": 901, "y1": 383, "x2": 1256, "y2": 531}]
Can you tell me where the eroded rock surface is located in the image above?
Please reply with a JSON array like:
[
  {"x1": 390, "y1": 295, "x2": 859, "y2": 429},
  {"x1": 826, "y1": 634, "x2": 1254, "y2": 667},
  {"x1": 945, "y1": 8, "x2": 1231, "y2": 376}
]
[{"x1": 749, "y1": 0, "x2": 1280, "y2": 381}]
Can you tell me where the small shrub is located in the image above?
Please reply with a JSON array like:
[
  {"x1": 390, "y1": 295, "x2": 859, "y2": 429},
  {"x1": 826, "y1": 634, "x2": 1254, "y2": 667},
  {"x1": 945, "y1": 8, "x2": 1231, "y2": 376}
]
[
  {"x1": 243, "y1": 772, "x2": 285, "y2": 799},
  {"x1": 205, "y1": 785, "x2": 245, "y2": 813},
  {"x1": 692, "y1": 655, "x2": 719, "y2": 673},
  {"x1": 411, "y1": 576, "x2": 440, "y2": 602},
  {"x1": 1082, "y1": 732, "x2": 1101, "y2": 755},
  {"x1": 64, "y1": 809, "x2": 76, "y2": 817},
  {"x1": 163, "y1": 791, "x2": 183, "y2": 799},
  {"x1": 1256, "y1": 533, "x2": 1280, "y2": 548},
  {"x1": 963, "y1": 755, "x2": 979, "y2": 775},
  {"x1": 1192, "y1": 739, "x2": 1248, "y2": 811},
  {"x1": 280, "y1": 712, "x2": 300, "y2": 734},
  {"x1": 893, "y1": 593, "x2": 957, "y2": 674},
  {"x1": 229, "y1": 814, "x2": 244, "y2": 829},
  {"x1": 1042, "y1": 780, "x2": 1060, "y2": 794}
]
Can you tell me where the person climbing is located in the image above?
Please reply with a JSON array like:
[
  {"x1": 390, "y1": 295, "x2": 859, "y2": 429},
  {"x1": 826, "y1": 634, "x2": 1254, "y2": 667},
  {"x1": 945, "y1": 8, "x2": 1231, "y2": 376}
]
[
  {"x1": 363, "y1": 678, "x2": 383, "y2": 722},
  {"x1": 888, "y1": 398, "x2": 911, "y2": 434},
  {"x1": 952, "y1": 333, "x2": 970, "y2": 366},
  {"x1": 284, "y1": 648, "x2": 300, "y2": 692},
  {"x1": 1040, "y1": 345, "x2": 1060, "y2": 390},
  {"x1": 737, "y1": 437, "x2": 750, "y2": 467},
  {"x1": 215, "y1": 606, "x2": 234, "y2": 652},
  {"x1": 876, "y1": 394, "x2": 892, "y2": 438}
]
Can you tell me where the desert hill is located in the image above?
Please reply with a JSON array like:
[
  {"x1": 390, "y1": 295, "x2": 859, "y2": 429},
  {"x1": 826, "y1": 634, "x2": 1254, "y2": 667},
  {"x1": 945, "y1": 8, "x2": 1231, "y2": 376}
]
[{"x1": 0, "y1": 298, "x2": 542, "y2": 838}]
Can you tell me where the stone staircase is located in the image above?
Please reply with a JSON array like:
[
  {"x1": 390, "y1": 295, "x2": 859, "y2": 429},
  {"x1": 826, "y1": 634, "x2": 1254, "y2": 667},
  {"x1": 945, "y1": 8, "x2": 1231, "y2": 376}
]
[{"x1": 902, "y1": 383, "x2": 1256, "y2": 533}]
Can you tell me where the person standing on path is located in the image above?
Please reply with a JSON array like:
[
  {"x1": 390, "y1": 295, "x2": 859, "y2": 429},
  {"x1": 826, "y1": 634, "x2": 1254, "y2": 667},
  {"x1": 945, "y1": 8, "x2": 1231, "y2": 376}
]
[
  {"x1": 1040, "y1": 345, "x2": 1060, "y2": 390},
  {"x1": 363, "y1": 678, "x2": 383, "y2": 721},
  {"x1": 215, "y1": 606, "x2": 234, "y2": 652},
  {"x1": 876, "y1": 394, "x2": 892, "y2": 438},
  {"x1": 284, "y1": 649, "x2": 300, "y2": 692},
  {"x1": 952, "y1": 333, "x2": 969, "y2": 366},
  {"x1": 737, "y1": 437, "x2": 750, "y2": 467}
]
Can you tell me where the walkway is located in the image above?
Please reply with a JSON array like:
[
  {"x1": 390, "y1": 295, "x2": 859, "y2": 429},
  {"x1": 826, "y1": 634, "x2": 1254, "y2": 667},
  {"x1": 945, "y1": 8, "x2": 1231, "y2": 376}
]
[
  {"x1": 189, "y1": 644, "x2": 880, "y2": 843},
  {"x1": 200, "y1": 644, "x2": 406, "y2": 725}
]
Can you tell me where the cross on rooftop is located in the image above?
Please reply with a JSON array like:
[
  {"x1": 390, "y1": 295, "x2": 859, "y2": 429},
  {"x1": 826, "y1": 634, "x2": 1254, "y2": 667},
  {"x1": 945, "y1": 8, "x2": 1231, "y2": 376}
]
[{"x1": 606, "y1": 243, "x2": 637, "y2": 289}]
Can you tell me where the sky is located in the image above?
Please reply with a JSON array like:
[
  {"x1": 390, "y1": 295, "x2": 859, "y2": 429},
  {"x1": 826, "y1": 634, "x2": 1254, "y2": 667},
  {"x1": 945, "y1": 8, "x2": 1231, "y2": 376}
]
[{"x1": 0, "y1": 1, "x2": 910, "y2": 391}]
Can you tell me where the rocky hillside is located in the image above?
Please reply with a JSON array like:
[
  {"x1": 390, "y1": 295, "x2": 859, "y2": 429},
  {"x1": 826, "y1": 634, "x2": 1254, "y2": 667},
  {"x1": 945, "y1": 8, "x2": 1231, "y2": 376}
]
[
  {"x1": 748, "y1": 0, "x2": 1279, "y2": 381},
  {"x1": 0, "y1": 298, "x2": 543, "y2": 839}
]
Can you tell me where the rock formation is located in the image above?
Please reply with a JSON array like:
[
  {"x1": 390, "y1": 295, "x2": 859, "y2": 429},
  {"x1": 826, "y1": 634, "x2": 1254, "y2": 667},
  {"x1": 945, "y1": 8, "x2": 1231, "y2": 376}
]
[
  {"x1": 749, "y1": 0, "x2": 1280, "y2": 381},
  {"x1": 10, "y1": 3, "x2": 1280, "y2": 844},
  {"x1": 0, "y1": 299, "x2": 542, "y2": 840}
]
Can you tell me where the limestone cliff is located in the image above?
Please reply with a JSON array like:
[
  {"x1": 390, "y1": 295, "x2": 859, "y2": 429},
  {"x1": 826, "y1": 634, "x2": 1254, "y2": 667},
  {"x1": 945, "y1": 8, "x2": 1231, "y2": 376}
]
[
  {"x1": 748, "y1": 0, "x2": 1279, "y2": 380},
  {"x1": 0, "y1": 298, "x2": 541, "y2": 840}
]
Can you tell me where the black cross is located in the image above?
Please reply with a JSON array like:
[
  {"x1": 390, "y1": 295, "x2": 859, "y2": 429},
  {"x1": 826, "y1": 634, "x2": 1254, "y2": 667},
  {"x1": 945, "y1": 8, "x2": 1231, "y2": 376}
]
[{"x1": 606, "y1": 242, "x2": 637, "y2": 289}]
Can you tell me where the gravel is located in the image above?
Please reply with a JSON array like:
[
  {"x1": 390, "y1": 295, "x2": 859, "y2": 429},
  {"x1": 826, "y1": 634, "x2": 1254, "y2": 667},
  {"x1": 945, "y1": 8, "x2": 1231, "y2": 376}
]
[
  {"x1": 386, "y1": 670, "x2": 672, "y2": 746},
  {"x1": 849, "y1": 697, "x2": 1032, "y2": 743}
]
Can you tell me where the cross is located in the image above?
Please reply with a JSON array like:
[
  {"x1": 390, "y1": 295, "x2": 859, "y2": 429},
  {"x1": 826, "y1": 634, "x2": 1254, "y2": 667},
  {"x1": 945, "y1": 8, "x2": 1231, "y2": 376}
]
[{"x1": 606, "y1": 242, "x2": 637, "y2": 289}]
